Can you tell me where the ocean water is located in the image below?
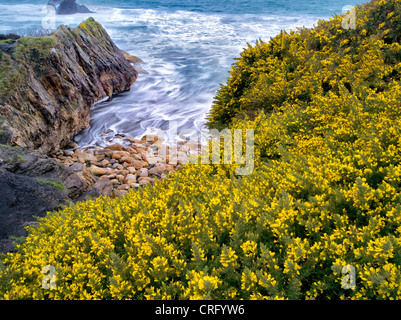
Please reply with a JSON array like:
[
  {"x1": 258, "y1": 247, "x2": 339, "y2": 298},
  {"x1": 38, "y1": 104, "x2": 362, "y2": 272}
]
[{"x1": 0, "y1": 0, "x2": 358, "y2": 147}]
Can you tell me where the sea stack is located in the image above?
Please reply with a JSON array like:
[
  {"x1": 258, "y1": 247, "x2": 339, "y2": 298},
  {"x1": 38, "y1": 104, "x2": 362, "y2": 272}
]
[{"x1": 48, "y1": 0, "x2": 94, "y2": 15}]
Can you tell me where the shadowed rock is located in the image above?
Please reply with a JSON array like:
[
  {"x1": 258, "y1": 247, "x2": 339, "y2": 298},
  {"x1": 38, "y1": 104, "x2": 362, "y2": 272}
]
[
  {"x1": 48, "y1": 0, "x2": 94, "y2": 15},
  {"x1": 0, "y1": 143, "x2": 99, "y2": 253},
  {"x1": 0, "y1": 169, "x2": 69, "y2": 253}
]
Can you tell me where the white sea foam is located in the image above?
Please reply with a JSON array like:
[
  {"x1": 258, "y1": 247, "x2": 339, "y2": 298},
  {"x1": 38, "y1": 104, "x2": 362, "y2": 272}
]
[{"x1": 0, "y1": 3, "x2": 339, "y2": 147}]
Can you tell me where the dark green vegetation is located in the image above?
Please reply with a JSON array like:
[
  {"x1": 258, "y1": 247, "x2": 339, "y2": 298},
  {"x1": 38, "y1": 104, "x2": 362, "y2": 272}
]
[
  {"x1": 0, "y1": 34, "x2": 56, "y2": 99},
  {"x1": 36, "y1": 178, "x2": 65, "y2": 191}
]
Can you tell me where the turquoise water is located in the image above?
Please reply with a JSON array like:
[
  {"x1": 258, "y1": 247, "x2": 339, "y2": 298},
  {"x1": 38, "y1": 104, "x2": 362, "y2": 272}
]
[{"x1": 0, "y1": 0, "x2": 359, "y2": 146}]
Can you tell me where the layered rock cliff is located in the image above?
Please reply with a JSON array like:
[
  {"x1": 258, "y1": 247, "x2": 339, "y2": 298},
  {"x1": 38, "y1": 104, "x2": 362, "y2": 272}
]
[
  {"x1": 0, "y1": 17, "x2": 138, "y2": 155},
  {"x1": 0, "y1": 18, "x2": 139, "y2": 252}
]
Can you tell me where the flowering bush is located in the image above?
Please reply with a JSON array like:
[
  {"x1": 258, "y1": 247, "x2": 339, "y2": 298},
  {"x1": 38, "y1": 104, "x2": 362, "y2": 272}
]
[
  {"x1": 207, "y1": 0, "x2": 401, "y2": 128},
  {"x1": 1, "y1": 0, "x2": 401, "y2": 300}
]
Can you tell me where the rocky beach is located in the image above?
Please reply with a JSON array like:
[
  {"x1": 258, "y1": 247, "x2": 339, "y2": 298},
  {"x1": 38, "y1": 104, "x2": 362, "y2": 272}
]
[
  {"x1": 0, "y1": 17, "x2": 174, "y2": 252},
  {"x1": 52, "y1": 133, "x2": 198, "y2": 198},
  {"x1": 0, "y1": 131, "x2": 198, "y2": 252}
]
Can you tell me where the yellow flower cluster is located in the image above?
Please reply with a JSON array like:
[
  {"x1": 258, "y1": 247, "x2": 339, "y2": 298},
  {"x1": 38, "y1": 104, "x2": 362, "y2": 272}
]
[{"x1": 1, "y1": 0, "x2": 401, "y2": 300}]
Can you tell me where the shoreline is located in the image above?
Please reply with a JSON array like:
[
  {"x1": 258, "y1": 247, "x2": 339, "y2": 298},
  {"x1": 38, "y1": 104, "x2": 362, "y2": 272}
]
[{"x1": 52, "y1": 133, "x2": 201, "y2": 198}]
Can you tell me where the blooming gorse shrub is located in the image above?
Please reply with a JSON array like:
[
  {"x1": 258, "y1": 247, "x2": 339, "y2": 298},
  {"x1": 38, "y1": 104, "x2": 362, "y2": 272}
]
[{"x1": 1, "y1": 0, "x2": 401, "y2": 300}]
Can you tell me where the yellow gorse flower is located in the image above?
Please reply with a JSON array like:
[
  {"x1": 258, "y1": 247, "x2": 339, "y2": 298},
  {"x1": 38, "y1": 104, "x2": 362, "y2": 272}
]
[{"x1": 1, "y1": 0, "x2": 401, "y2": 300}]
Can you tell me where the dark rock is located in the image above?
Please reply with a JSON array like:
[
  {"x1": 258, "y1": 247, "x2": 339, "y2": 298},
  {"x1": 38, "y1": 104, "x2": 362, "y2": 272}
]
[
  {"x1": 0, "y1": 144, "x2": 96, "y2": 253},
  {"x1": 1, "y1": 147, "x2": 91, "y2": 199},
  {"x1": 48, "y1": 0, "x2": 93, "y2": 15},
  {"x1": 47, "y1": 0, "x2": 63, "y2": 7},
  {"x1": 70, "y1": 162, "x2": 84, "y2": 172},
  {"x1": 0, "y1": 170, "x2": 69, "y2": 253},
  {"x1": 0, "y1": 34, "x2": 20, "y2": 40},
  {"x1": 56, "y1": 0, "x2": 93, "y2": 15}
]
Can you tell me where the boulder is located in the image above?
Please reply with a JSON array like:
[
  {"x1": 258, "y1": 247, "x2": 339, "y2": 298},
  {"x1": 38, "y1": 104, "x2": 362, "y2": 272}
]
[
  {"x1": 89, "y1": 165, "x2": 110, "y2": 176},
  {"x1": 94, "y1": 177, "x2": 113, "y2": 197},
  {"x1": 63, "y1": 150, "x2": 75, "y2": 156},
  {"x1": 113, "y1": 189, "x2": 128, "y2": 197},
  {"x1": 146, "y1": 157, "x2": 160, "y2": 165},
  {"x1": 131, "y1": 160, "x2": 144, "y2": 170},
  {"x1": 99, "y1": 159, "x2": 110, "y2": 167},
  {"x1": 116, "y1": 174, "x2": 125, "y2": 182},
  {"x1": 138, "y1": 177, "x2": 155, "y2": 186},
  {"x1": 120, "y1": 155, "x2": 136, "y2": 165},
  {"x1": 131, "y1": 153, "x2": 142, "y2": 160},
  {"x1": 139, "y1": 168, "x2": 148, "y2": 177},
  {"x1": 148, "y1": 164, "x2": 167, "y2": 175},
  {"x1": 78, "y1": 151, "x2": 97, "y2": 163},
  {"x1": 127, "y1": 179, "x2": 137, "y2": 186},
  {"x1": 117, "y1": 184, "x2": 129, "y2": 190},
  {"x1": 95, "y1": 153, "x2": 106, "y2": 162},
  {"x1": 126, "y1": 173, "x2": 136, "y2": 180},
  {"x1": 0, "y1": 170, "x2": 69, "y2": 253},
  {"x1": 110, "y1": 151, "x2": 129, "y2": 160},
  {"x1": 117, "y1": 169, "x2": 129, "y2": 176},
  {"x1": 140, "y1": 134, "x2": 164, "y2": 144},
  {"x1": 50, "y1": 0, "x2": 94, "y2": 15},
  {"x1": 127, "y1": 167, "x2": 136, "y2": 174},
  {"x1": 110, "y1": 179, "x2": 119, "y2": 185},
  {"x1": 105, "y1": 143, "x2": 126, "y2": 152}
]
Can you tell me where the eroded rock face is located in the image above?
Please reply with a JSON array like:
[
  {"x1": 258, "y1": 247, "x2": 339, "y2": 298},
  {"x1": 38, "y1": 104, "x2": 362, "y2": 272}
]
[
  {"x1": 58, "y1": 0, "x2": 93, "y2": 15},
  {"x1": 0, "y1": 17, "x2": 138, "y2": 155},
  {"x1": 0, "y1": 143, "x2": 95, "y2": 252},
  {"x1": 0, "y1": 144, "x2": 94, "y2": 199},
  {"x1": 48, "y1": 0, "x2": 93, "y2": 15},
  {"x1": 0, "y1": 170, "x2": 69, "y2": 253}
]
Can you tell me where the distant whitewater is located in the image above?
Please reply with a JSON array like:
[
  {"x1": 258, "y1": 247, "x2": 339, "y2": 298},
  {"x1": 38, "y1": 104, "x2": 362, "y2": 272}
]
[{"x1": 0, "y1": 0, "x2": 357, "y2": 147}]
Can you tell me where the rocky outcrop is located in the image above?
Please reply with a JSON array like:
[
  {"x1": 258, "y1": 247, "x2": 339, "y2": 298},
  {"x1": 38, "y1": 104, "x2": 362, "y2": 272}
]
[
  {"x1": 0, "y1": 169, "x2": 70, "y2": 253},
  {"x1": 48, "y1": 0, "x2": 94, "y2": 15},
  {"x1": 0, "y1": 18, "x2": 140, "y2": 253},
  {"x1": 0, "y1": 143, "x2": 96, "y2": 197},
  {"x1": 0, "y1": 144, "x2": 71, "y2": 253},
  {"x1": 0, "y1": 17, "x2": 138, "y2": 155}
]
